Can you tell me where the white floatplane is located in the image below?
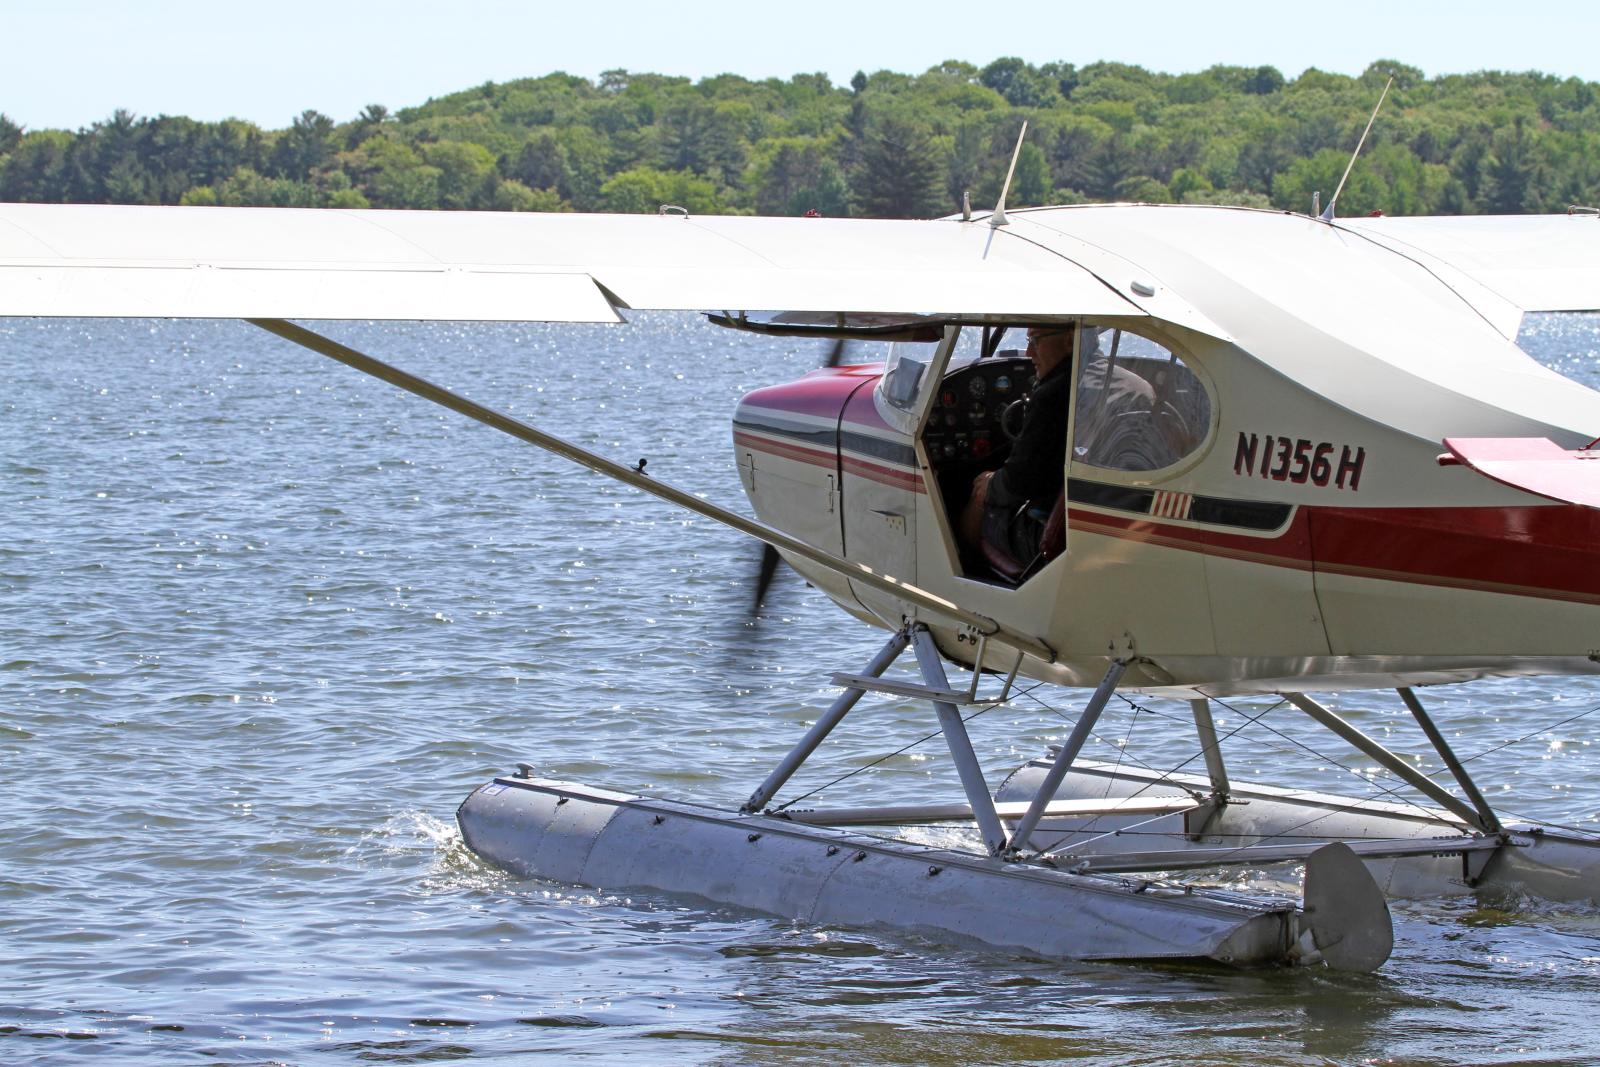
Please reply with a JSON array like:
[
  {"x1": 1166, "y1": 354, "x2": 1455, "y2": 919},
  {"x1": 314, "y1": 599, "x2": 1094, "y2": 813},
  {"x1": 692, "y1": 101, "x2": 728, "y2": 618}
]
[{"x1": 6, "y1": 196, "x2": 1600, "y2": 973}]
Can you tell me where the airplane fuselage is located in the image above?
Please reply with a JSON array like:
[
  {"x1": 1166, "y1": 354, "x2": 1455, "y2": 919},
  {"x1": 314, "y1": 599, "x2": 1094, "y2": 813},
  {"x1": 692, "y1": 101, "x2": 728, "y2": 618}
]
[{"x1": 735, "y1": 332, "x2": 1600, "y2": 697}]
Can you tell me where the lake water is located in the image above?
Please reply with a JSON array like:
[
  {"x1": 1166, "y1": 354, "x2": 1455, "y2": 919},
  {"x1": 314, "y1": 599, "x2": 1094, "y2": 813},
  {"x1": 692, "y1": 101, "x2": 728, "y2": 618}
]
[{"x1": 3, "y1": 312, "x2": 1599, "y2": 1066}]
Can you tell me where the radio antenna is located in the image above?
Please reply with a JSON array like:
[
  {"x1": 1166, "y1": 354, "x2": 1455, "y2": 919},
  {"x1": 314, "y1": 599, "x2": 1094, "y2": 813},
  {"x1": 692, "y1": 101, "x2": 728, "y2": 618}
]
[
  {"x1": 990, "y1": 120, "x2": 1029, "y2": 228},
  {"x1": 1321, "y1": 76, "x2": 1393, "y2": 222}
]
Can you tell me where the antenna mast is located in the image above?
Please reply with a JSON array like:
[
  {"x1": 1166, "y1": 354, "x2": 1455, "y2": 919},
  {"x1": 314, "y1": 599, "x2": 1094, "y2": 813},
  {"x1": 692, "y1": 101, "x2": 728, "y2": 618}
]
[
  {"x1": 990, "y1": 120, "x2": 1029, "y2": 228},
  {"x1": 1321, "y1": 76, "x2": 1393, "y2": 221}
]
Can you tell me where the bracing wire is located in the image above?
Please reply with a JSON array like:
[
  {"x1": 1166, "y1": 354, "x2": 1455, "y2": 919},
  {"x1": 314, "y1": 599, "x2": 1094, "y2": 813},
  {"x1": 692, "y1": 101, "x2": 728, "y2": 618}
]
[
  {"x1": 1016, "y1": 691, "x2": 1444, "y2": 858},
  {"x1": 767, "y1": 677, "x2": 1047, "y2": 813},
  {"x1": 764, "y1": 661, "x2": 1600, "y2": 856},
  {"x1": 1029, "y1": 694, "x2": 1600, "y2": 863}
]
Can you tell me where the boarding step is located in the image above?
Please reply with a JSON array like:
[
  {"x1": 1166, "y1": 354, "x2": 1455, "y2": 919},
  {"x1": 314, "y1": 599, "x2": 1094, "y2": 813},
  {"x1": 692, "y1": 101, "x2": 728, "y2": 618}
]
[{"x1": 830, "y1": 672, "x2": 1001, "y2": 705}]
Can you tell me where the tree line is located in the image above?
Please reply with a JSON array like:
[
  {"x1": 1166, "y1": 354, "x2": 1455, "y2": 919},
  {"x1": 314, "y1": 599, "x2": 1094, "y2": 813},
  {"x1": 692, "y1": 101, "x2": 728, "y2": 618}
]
[{"x1": 2, "y1": 57, "x2": 1595, "y2": 218}]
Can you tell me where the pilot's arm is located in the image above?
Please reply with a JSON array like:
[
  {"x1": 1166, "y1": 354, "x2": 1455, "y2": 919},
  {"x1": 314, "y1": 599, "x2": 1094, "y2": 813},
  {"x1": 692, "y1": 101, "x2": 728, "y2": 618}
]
[{"x1": 985, "y1": 363, "x2": 1072, "y2": 512}]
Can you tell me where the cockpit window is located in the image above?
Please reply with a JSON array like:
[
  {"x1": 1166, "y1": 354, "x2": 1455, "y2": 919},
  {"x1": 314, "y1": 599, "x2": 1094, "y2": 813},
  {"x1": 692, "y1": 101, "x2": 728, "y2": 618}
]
[{"x1": 1072, "y1": 327, "x2": 1211, "y2": 472}]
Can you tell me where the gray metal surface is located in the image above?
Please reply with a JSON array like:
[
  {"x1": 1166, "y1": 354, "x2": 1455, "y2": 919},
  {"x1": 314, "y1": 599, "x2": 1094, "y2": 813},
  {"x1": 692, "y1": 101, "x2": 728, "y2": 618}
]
[
  {"x1": 827, "y1": 672, "x2": 983, "y2": 705},
  {"x1": 456, "y1": 775, "x2": 1338, "y2": 968},
  {"x1": 911, "y1": 627, "x2": 1008, "y2": 853},
  {"x1": 784, "y1": 796, "x2": 1197, "y2": 827},
  {"x1": 1064, "y1": 835, "x2": 1503, "y2": 874},
  {"x1": 1008, "y1": 659, "x2": 1128, "y2": 853},
  {"x1": 1000, "y1": 758, "x2": 1600, "y2": 902},
  {"x1": 1397, "y1": 686, "x2": 1502, "y2": 833},
  {"x1": 1189, "y1": 698, "x2": 1230, "y2": 797}
]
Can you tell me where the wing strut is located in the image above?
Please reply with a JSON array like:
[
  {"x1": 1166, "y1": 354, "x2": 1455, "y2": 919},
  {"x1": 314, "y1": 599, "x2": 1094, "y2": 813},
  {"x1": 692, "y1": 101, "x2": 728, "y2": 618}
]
[{"x1": 247, "y1": 318, "x2": 1052, "y2": 662}]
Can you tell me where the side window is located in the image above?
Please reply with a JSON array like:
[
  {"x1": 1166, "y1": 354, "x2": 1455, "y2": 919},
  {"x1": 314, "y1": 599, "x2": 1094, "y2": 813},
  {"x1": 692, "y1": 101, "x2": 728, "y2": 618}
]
[{"x1": 1072, "y1": 326, "x2": 1211, "y2": 472}]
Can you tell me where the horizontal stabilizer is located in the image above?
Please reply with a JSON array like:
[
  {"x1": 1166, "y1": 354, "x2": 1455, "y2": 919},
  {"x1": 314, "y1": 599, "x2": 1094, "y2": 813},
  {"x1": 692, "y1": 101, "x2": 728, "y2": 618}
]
[{"x1": 1439, "y1": 436, "x2": 1600, "y2": 509}]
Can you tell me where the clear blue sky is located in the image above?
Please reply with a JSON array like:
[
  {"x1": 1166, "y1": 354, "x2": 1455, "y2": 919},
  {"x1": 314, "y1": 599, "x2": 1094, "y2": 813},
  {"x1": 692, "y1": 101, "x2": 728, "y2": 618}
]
[{"x1": 2, "y1": 0, "x2": 1592, "y2": 131}]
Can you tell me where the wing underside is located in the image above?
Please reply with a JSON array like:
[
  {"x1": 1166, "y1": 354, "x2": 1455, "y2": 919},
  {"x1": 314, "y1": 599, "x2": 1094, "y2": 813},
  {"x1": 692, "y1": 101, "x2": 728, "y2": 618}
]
[
  {"x1": 6, "y1": 203, "x2": 1592, "y2": 338},
  {"x1": 0, "y1": 204, "x2": 1139, "y2": 323}
]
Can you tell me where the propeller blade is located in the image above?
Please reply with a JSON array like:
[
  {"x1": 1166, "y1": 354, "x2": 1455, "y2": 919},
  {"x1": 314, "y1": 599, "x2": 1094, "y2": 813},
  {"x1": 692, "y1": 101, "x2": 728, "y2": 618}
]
[
  {"x1": 823, "y1": 338, "x2": 848, "y2": 368},
  {"x1": 753, "y1": 543, "x2": 782, "y2": 613}
]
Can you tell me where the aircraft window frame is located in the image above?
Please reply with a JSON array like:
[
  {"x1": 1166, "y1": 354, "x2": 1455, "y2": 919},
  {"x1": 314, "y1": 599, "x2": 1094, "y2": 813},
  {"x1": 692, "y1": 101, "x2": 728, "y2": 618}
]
[
  {"x1": 874, "y1": 325, "x2": 964, "y2": 435},
  {"x1": 1067, "y1": 322, "x2": 1217, "y2": 484}
]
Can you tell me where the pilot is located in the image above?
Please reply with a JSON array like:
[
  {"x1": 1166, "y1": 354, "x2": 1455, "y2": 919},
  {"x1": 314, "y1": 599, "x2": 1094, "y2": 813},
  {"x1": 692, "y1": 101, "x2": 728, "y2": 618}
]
[{"x1": 960, "y1": 325, "x2": 1074, "y2": 566}]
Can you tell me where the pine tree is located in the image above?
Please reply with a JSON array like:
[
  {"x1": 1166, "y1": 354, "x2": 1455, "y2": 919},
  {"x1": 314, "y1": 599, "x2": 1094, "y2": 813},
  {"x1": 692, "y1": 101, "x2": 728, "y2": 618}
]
[{"x1": 851, "y1": 113, "x2": 946, "y2": 219}]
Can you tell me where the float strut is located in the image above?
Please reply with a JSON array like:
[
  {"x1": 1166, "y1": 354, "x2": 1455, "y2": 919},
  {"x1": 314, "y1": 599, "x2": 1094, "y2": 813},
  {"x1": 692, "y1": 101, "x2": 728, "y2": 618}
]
[
  {"x1": 1008, "y1": 658, "x2": 1129, "y2": 855},
  {"x1": 1189, "y1": 697, "x2": 1230, "y2": 799},
  {"x1": 911, "y1": 626, "x2": 1008, "y2": 854},
  {"x1": 741, "y1": 627, "x2": 911, "y2": 813},
  {"x1": 1397, "y1": 687, "x2": 1501, "y2": 834},
  {"x1": 1286, "y1": 692, "x2": 1492, "y2": 833}
]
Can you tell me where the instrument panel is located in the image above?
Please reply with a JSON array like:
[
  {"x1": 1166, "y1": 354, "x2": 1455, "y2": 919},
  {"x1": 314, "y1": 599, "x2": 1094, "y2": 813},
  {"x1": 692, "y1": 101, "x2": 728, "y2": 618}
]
[{"x1": 922, "y1": 355, "x2": 1035, "y2": 465}]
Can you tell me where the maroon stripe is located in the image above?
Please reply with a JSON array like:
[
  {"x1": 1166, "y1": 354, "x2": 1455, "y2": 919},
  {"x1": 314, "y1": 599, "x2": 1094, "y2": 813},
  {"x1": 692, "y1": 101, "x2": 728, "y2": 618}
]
[
  {"x1": 734, "y1": 430, "x2": 835, "y2": 468},
  {"x1": 738, "y1": 427, "x2": 925, "y2": 493},
  {"x1": 1072, "y1": 508, "x2": 1316, "y2": 573},
  {"x1": 1072, "y1": 502, "x2": 1600, "y2": 603},
  {"x1": 842, "y1": 454, "x2": 926, "y2": 493},
  {"x1": 1309, "y1": 504, "x2": 1600, "y2": 602}
]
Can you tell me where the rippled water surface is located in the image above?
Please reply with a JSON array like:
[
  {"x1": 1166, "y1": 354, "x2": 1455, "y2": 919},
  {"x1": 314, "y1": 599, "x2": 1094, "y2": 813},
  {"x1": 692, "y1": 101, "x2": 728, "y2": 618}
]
[{"x1": 4, "y1": 313, "x2": 1600, "y2": 1065}]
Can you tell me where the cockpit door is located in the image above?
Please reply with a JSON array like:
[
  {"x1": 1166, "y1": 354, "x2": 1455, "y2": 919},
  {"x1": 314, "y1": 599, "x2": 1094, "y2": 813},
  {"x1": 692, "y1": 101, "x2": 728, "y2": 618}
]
[
  {"x1": 1062, "y1": 322, "x2": 1221, "y2": 657},
  {"x1": 839, "y1": 327, "x2": 960, "y2": 611}
]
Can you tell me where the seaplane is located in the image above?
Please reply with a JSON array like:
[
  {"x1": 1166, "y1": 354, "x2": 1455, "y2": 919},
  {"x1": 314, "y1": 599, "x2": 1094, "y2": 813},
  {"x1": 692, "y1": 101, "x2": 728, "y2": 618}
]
[{"x1": 6, "y1": 172, "x2": 1600, "y2": 974}]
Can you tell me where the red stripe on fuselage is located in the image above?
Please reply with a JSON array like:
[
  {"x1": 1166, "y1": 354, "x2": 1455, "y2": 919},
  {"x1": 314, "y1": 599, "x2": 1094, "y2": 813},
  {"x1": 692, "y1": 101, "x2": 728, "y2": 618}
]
[
  {"x1": 1310, "y1": 503, "x2": 1600, "y2": 605},
  {"x1": 736, "y1": 430, "x2": 925, "y2": 494},
  {"x1": 733, "y1": 429, "x2": 836, "y2": 469},
  {"x1": 1071, "y1": 507, "x2": 1316, "y2": 572},
  {"x1": 841, "y1": 453, "x2": 926, "y2": 493},
  {"x1": 1071, "y1": 501, "x2": 1600, "y2": 604}
]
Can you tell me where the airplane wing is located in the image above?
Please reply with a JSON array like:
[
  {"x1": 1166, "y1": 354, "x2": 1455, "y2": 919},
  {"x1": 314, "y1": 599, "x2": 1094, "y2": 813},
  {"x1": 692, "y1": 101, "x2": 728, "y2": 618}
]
[
  {"x1": 0, "y1": 203, "x2": 1141, "y2": 322},
  {"x1": 1340, "y1": 213, "x2": 1600, "y2": 320},
  {"x1": 0, "y1": 202, "x2": 1082, "y2": 659}
]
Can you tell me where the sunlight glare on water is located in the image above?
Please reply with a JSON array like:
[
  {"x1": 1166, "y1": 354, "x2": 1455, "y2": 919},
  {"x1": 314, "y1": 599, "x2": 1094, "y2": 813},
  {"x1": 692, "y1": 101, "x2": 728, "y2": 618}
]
[{"x1": 1, "y1": 312, "x2": 1598, "y2": 1064}]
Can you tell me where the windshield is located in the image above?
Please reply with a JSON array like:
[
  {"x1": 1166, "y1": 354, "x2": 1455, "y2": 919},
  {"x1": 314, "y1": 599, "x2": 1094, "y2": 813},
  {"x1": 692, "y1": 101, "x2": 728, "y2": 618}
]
[{"x1": 881, "y1": 341, "x2": 934, "y2": 412}]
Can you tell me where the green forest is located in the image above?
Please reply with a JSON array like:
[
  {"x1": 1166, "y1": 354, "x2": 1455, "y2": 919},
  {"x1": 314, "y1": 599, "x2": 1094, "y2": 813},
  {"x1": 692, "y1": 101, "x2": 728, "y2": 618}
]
[{"x1": 2, "y1": 57, "x2": 1594, "y2": 218}]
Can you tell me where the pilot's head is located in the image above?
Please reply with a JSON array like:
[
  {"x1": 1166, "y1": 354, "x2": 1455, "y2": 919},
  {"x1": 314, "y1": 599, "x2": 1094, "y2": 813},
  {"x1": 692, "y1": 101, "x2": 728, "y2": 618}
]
[{"x1": 1026, "y1": 325, "x2": 1073, "y2": 378}]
